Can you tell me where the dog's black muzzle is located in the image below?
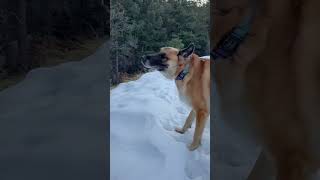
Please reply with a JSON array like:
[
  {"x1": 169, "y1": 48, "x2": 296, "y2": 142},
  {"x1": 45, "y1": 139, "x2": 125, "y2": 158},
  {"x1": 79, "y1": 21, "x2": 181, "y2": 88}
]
[{"x1": 141, "y1": 53, "x2": 168, "y2": 71}]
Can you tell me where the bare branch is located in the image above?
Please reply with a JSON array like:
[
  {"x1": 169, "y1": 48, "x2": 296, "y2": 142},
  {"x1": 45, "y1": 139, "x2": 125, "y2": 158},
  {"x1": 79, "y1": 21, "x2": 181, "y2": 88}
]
[{"x1": 0, "y1": 9, "x2": 24, "y2": 25}]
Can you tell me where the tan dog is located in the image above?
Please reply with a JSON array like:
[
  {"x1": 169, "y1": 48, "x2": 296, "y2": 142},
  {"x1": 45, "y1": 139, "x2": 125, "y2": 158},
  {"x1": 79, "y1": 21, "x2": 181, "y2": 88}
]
[
  {"x1": 212, "y1": 0, "x2": 320, "y2": 179},
  {"x1": 141, "y1": 44, "x2": 210, "y2": 151}
]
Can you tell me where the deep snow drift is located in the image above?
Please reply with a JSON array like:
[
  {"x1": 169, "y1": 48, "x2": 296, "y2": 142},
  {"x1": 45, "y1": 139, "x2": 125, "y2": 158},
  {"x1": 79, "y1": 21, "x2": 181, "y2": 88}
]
[{"x1": 110, "y1": 71, "x2": 210, "y2": 180}]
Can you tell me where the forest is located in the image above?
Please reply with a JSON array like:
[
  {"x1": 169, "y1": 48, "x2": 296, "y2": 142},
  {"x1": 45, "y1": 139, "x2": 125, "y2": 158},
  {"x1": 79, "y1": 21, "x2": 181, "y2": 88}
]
[
  {"x1": 0, "y1": 0, "x2": 109, "y2": 90},
  {"x1": 110, "y1": 0, "x2": 209, "y2": 85}
]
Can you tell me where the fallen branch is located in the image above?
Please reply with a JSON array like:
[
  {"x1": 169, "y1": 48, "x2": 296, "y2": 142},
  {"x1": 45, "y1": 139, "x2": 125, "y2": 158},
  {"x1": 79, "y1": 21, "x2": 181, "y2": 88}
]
[{"x1": 83, "y1": 21, "x2": 99, "y2": 39}]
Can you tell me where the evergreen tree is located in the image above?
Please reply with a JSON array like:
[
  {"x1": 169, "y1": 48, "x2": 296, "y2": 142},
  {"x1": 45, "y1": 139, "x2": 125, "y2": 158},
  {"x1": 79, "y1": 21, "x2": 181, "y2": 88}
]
[{"x1": 110, "y1": 0, "x2": 209, "y2": 85}]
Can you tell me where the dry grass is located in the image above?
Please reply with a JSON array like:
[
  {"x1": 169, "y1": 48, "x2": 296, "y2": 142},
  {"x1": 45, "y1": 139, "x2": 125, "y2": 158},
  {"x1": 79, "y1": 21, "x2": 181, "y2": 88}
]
[
  {"x1": 0, "y1": 73, "x2": 25, "y2": 91},
  {"x1": 110, "y1": 73, "x2": 142, "y2": 90},
  {"x1": 0, "y1": 36, "x2": 107, "y2": 91},
  {"x1": 33, "y1": 36, "x2": 107, "y2": 67},
  {"x1": 121, "y1": 73, "x2": 142, "y2": 83}
]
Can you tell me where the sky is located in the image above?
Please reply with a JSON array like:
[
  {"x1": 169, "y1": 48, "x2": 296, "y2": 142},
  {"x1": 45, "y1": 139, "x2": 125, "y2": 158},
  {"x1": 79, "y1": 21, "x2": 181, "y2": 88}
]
[{"x1": 190, "y1": 0, "x2": 209, "y2": 6}]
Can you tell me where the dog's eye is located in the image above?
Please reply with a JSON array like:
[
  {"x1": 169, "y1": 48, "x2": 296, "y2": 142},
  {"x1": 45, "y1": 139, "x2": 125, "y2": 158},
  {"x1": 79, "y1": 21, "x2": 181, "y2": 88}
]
[
  {"x1": 161, "y1": 54, "x2": 168, "y2": 61},
  {"x1": 162, "y1": 56, "x2": 168, "y2": 61}
]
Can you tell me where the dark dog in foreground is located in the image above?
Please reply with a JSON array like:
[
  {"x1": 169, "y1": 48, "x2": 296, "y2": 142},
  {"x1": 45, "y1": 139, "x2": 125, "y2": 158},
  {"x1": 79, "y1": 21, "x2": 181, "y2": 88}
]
[{"x1": 212, "y1": 0, "x2": 320, "y2": 179}]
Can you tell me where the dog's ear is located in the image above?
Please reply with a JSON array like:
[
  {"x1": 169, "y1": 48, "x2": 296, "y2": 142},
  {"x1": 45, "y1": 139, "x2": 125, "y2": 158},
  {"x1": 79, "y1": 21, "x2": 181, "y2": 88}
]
[{"x1": 178, "y1": 43, "x2": 195, "y2": 58}]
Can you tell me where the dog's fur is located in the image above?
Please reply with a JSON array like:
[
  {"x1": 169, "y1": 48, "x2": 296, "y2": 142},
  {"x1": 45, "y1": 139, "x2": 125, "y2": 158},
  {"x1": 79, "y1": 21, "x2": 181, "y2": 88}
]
[
  {"x1": 142, "y1": 44, "x2": 210, "y2": 151},
  {"x1": 212, "y1": 0, "x2": 320, "y2": 179}
]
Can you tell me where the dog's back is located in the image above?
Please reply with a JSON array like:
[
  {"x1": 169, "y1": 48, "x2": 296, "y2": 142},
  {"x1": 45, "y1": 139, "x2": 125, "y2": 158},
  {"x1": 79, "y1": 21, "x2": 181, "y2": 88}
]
[{"x1": 177, "y1": 54, "x2": 210, "y2": 111}]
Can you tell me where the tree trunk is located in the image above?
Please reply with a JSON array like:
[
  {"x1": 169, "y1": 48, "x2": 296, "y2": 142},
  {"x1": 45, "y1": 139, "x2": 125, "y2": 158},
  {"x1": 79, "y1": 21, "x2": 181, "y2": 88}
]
[
  {"x1": 3, "y1": 41, "x2": 19, "y2": 73},
  {"x1": 17, "y1": 0, "x2": 28, "y2": 72},
  {"x1": 44, "y1": 1, "x2": 52, "y2": 37},
  {"x1": 115, "y1": 49, "x2": 119, "y2": 84}
]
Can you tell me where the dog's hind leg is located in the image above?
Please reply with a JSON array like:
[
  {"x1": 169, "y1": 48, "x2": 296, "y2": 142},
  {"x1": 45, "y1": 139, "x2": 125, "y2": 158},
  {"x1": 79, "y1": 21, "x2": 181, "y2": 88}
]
[
  {"x1": 188, "y1": 109, "x2": 209, "y2": 151},
  {"x1": 175, "y1": 110, "x2": 195, "y2": 134}
]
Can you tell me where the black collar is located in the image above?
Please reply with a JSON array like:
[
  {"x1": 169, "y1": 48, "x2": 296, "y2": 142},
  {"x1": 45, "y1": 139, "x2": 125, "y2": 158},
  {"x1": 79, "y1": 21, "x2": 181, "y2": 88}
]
[
  {"x1": 175, "y1": 63, "x2": 190, "y2": 81},
  {"x1": 175, "y1": 53, "x2": 191, "y2": 81},
  {"x1": 211, "y1": 1, "x2": 257, "y2": 63}
]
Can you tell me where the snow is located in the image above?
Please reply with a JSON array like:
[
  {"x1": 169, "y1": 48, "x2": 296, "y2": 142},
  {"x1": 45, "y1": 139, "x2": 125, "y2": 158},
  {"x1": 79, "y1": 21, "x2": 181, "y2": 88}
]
[
  {"x1": 110, "y1": 70, "x2": 210, "y2": 180},
  {"x1": 0, "y1": 39, "x2": 267, "y2": 180},
  {"x1": 200, "y1": 56, "x2": 210, "y2": 60}
]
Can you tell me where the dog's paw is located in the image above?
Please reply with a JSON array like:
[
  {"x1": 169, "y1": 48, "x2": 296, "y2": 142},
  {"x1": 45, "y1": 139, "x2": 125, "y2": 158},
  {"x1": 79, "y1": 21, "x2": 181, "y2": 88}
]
[
  {"x1": 175, "y1": 127, "x2": 186, "y2": 134},
  {"x1": 188, "y1": 142, "x2": 201, "y2": 151}
]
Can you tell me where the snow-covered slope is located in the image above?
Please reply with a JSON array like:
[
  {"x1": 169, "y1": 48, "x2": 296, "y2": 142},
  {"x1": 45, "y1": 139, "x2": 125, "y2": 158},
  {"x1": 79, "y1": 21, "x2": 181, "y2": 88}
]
[
  {"x1": 110, "y1": 71, "x2": 210, "y2": 180},
  {"x1": 0, "y1": 39, "x2": 264, "y2": 180}
]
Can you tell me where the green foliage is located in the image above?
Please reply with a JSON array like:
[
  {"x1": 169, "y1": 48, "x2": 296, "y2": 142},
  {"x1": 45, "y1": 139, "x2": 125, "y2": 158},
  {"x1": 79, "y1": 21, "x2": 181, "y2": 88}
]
[
  {"x1": 167, "y1": 37, "x2": 185, "y2": 49},
  {"x1": 110, "y1": 0, "x2": 209, "y2": 84}
]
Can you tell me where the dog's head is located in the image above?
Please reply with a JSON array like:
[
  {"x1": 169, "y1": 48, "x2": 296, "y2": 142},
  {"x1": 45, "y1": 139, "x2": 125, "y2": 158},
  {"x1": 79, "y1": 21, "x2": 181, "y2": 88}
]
[{"x1": 141, "y1": 43, "x2": 195, "y2": 79}]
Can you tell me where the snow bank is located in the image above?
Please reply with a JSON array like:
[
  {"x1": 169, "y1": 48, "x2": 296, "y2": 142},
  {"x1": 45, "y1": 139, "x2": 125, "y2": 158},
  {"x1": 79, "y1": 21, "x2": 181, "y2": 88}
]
[
  {"x1": 110, "y1": 71, "x2": 210, "y2": 180},
  {"x1": 0, "y1": 38, "x2": 265, "y2": 180},
  {"x1": 200, "y1": 56, "x2": 210, "y2": 60}
]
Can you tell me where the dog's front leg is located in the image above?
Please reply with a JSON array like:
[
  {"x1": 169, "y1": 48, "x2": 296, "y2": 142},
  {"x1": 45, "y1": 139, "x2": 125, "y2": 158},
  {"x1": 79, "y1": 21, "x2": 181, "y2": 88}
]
[
  {"x1": 188, "y1": 109, "x2": 209, "y2": 151},
  {"x1": 175, "y1": 110, "x2": 195, "y2": 134}
]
